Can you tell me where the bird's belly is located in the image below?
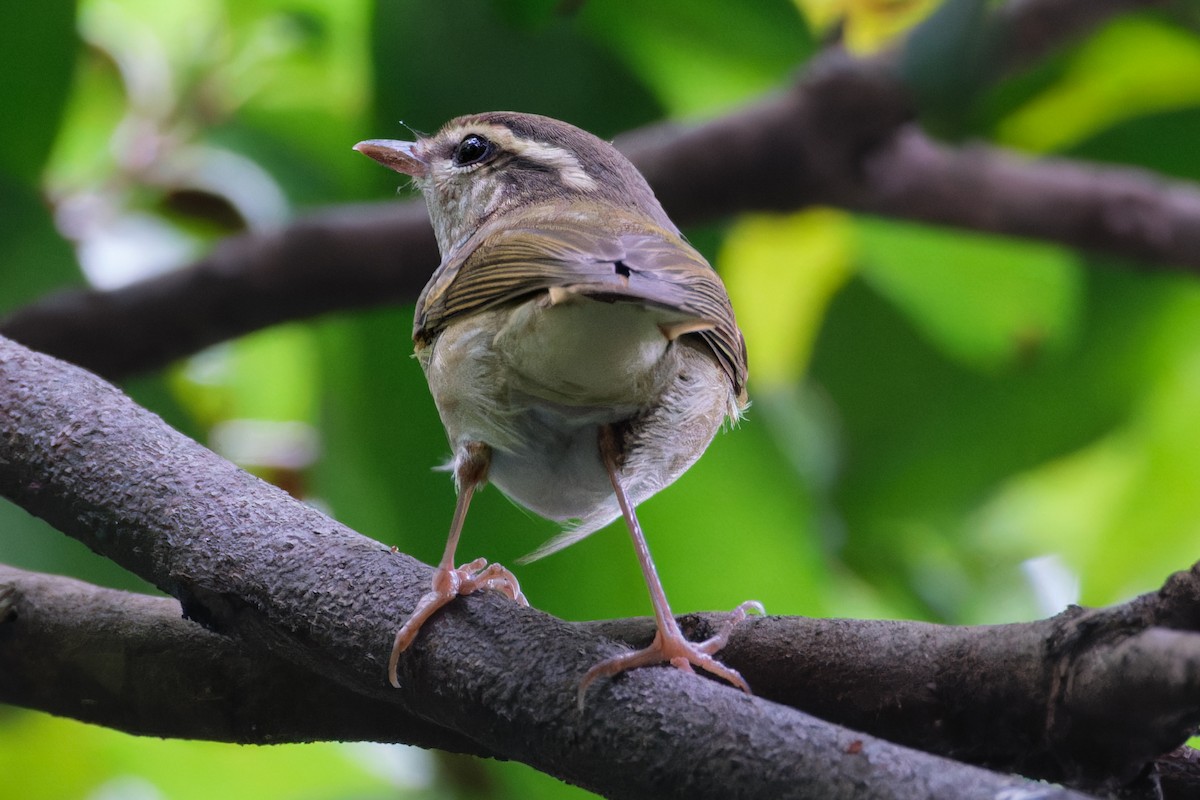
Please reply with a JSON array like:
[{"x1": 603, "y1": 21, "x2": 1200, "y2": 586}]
[
  {"x1": 488, "y1": 407, "x2": 616, "y2": 521},
  {"x1": 419, "y1": 298, "x2": 734, "y2": 528}
]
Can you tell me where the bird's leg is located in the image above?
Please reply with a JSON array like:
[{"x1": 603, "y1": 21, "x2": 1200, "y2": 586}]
[
  {"x1": 388, "y1": 442, "x2": 527, "y2": 687},
  {"x1": 579, "y1": 426, "x2": 763, "y2": 706}
]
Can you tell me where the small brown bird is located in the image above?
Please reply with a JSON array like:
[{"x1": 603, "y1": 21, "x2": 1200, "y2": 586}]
[{"x1": 355, "y1": 112, "x2": 761, "y2": 702}]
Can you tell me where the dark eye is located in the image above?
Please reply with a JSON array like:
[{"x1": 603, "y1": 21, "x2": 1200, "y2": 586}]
[{"x1": 452, "y1": 134, "x2": 493, "y2": 167}]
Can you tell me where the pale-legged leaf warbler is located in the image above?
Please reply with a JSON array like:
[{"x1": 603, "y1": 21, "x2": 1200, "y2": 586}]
[{"x1": 354, "y1": 112, "x2": 762, "y2": 704}]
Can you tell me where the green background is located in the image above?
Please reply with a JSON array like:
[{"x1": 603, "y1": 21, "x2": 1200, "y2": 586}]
[{"x1": 3, "y1": 0, "x2": 1200, "y2": 797}]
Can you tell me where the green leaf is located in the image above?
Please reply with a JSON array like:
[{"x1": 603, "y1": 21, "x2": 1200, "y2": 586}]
[
  {"x1": 0, "y1": 3, "x2": 77, "y2": 182},
  {"x1": 808, "y1": 262, "x2": 1156, "y2": 618},
  {"x1": 855, "y1": 218, "x2": 1083, "y2": 373},
  {"x1": 0, "y1": 177, "x2": 82, "y2": 315},
  {"x1": 0, "y1": 498, "x2": 158, "y2": 595},
  {"x1": 170, "y1": 323, "x2": 320, "y2": 428},
  {"x1": 970, "y1": 273, "x2": 1200, "y2": 610},
  {"x1": 1069, "y1": 105, "x2": 1200, "y2": 183},
  {"x1": 899, "y1": 0, "x2": 996, "y2": 136},
  {"x1": 579, "y1": 0, "x2": 813, "y2": 116},
  {"x1": 720, "y1": 209, "x2": 856, "y2": 386},
  {"x1": 637, "y1": 409, "x2": 832, "y2": 618},
  {"x1": 997, "y1": 14, "x2": 1200, "y2": 152},
  {"x1": 0, "y1": 712, "x2": 396, "y2": 800},
  {"x1": 310, "y1": 310, "x2": 480, "y2": 560},
  {"x1": 369, "y1": 0, "x2": 661, "y2": 141}
]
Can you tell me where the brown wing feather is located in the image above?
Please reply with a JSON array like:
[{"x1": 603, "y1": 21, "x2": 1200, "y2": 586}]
[{"x1": 414, "y1": 206, "x2": 747, "y2": 397}]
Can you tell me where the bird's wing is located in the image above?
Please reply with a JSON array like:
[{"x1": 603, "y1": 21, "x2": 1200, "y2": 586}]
[{"x1": 414, "y1": 215, "x2": 747, "y2": 397}]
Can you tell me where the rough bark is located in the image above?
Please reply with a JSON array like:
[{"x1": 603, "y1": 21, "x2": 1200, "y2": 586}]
[
  {"x1": 4, "y1": 332, "x2": 1199, "y2": 798},
  {"x1": 0, "y1": 334, "x2": 1124, "y2": 800}
]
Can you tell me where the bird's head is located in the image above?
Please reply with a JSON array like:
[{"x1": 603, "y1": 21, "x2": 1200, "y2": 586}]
[{"x1": 354, "y1": 112, "x2": 675, "y2": 255}]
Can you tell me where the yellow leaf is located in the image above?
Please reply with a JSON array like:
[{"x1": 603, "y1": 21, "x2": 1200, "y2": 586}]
[
  {"x1": 720, "y1": 208, "x2": 855, "y2": 387},
  {"x1": 998, "y1": 15, "x2": 1200, "y2": 152},
  {"x1": 793, "y1": 0, "x2": 941, "y2": 54}
]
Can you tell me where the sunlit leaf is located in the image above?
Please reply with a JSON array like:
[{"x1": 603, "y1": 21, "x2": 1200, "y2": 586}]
[
  {"x1": 808, "y1": 261, "x2": 1159, "y2": 619},
  {"x1": 171, "y1": 323, "x2": 320, "y2": 428},
  {"x1": 721, "y1": 208, "x2": 856, "y2": 386},
  {"x1": 971, "y1": 280, "x2": 1200, "y2": 609},
  {"x1": 997, "y1": 14, "x2": 1200, "y2": 152},
  {"x1": 970, "y1": 430, "x2": 1140, "y2": 615},
  {"x1": 794, "y1": 0, "x2": 940, "y2": 54},
  {"x1": 223, "y1": 0, "x2": 371, "y2": 116}
]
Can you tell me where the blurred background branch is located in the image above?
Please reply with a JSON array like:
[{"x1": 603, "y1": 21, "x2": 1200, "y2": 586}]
[{"x1": 1, "y1": 0, "x2": 1191, "y2": 380}]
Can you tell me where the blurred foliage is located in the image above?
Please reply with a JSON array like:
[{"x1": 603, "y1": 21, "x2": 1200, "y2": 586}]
[
  {"x1": 797, "y1": 0, "x2": 940, "y2": 54},
  {"x1": 2, "y1": 0, "x2": 1200, "y2": 798}
]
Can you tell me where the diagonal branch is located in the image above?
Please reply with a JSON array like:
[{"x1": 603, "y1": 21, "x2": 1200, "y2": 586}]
[
  {"x1": 0, "y1": 335, "x2": 1107, "y2": 799},
  {"x1": 0, "y1": 202, "x2": 438, "y2": 380},
  {"x1": 0, "y1": 0, "x2": 1185, "y2": 380}
]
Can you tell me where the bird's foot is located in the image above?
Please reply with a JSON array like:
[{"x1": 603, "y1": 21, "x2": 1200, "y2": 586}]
[
  {"x1": 578, "y1": 599, "x2": 764, "y2": 708},
  {"x1": 388, "y1": 557, "x2": 528, "y2": 687},
  {"x1": 451, "y1": 556, "x2": 529, "y2": 606}
]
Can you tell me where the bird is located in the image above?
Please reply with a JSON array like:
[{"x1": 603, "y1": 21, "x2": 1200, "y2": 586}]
[{"x1": 354, "y1": 112, "x2": 762, "y2": 703}]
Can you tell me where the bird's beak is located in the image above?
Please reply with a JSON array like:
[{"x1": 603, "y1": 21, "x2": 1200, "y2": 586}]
[{"x1": 353, "y1": 139, "x2": 428, "y2": 179}]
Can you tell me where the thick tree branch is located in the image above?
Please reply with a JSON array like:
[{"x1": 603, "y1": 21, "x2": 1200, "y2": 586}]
[
  {"x1": 0, "y1": 564, "x2": 477, "y2": 751},
  {"x1": 4, "y1": 331, "x2": 1198, "y2": 796},
  {"x1": 0, "y1": 336, "x2": 1108, "y2": 799},
  {"x1": 0, "y1": 0, "x2": 1184, "y2": 380},
  {"x1": 587, "y1": 574, "x2": 1200, "y2": 795},
  {"x1": 7, "y1": 542, "x2": 1200, "y2": 795}
]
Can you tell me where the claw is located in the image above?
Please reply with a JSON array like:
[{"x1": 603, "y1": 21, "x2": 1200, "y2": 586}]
[
  {"x1": 577, "y1": 601, "x2": 762, "y2": 709},
  {"x1": 388, "y1": 557, "x2": 526, "y2": 688}
]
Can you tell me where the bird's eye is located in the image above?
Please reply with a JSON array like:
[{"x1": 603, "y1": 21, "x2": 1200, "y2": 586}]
[{"x1": 452, "y1": 134, "x2": 493, "y2": 167}]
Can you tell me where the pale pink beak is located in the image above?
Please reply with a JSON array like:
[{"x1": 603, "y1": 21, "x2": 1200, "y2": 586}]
[{"x1": 353, "y1": 139, "x2": 428, "y2": 178}]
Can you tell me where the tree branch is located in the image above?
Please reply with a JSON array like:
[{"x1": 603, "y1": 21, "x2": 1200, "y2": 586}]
[
  {"x1": 0, "y1": 564, "x2": 477, "y2": 751},
  {"x1": 995, "y1": 0, "x2": 1171, "y2": 70},
  {"x1": 586, "y1": 573, "x2": 1200, "y2": 795},
  {"x1": 0, "y1": 0, "x2": 1184, "y2": 380},
  {"x1": 0, "y1": 202, "x2": 438, "y2": 380},
  {"x1": 8, "y1": 535, "x2": 1200, "y2": 794},
  {"x1": 0, "y1": 335, "x2": 1112, "y2": 799},
  {"x1": 5, "y1": 331, "x2": 1199, "y2": 796}
]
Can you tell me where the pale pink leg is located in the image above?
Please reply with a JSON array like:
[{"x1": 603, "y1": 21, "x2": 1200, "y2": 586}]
[
  {"x1": 578, "y1": 428, "x2": 764, "y2": 707},
  {"x1": 388, "y1": 443, "x2": 527, "y2": 688}
]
